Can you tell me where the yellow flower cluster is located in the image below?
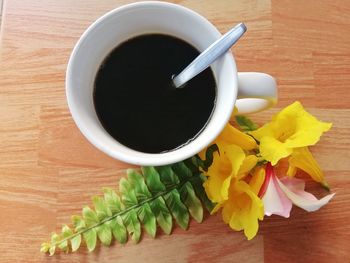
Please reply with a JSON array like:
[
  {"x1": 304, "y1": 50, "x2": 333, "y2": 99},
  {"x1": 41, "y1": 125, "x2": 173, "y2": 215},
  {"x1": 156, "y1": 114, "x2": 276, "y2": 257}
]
[{"x1": 201, "y1": 102, "x2": 332, "y2": 240}]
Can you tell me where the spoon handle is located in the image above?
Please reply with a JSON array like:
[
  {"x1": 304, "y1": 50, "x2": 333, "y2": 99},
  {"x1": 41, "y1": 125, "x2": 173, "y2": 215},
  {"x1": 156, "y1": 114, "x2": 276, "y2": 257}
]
[{"x1": 172, "y1": 23, "x2": 247, "y2": 88}]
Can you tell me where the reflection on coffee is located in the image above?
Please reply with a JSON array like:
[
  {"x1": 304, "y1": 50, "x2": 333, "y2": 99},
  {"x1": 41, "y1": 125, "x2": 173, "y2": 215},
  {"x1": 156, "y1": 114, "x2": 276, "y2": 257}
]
[{"x1": 94, "y1": 34, "x2": 216, "y2": 153}]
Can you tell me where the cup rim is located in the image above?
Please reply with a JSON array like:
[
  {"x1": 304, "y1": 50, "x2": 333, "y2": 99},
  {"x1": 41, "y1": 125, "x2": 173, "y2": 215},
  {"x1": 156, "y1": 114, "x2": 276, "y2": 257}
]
[{"x1": 66, "y1": 1, "x2": 237, "y2": 166}]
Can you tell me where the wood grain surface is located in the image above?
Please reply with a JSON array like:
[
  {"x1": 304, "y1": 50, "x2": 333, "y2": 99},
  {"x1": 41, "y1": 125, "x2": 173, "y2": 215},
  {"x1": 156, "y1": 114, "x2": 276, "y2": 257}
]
[
  {"x1": 0, "y1": 0, "x2": 3, "y2": 26},
  {"x1": 0, "y1": 0, "x2": 349, "y2": 262}
]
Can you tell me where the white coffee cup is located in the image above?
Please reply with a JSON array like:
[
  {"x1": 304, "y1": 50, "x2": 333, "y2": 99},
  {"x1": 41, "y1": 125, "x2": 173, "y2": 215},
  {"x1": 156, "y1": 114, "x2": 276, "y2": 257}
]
[{"x1": 66, "y1": 1, "x2": 277, "y2": 166}]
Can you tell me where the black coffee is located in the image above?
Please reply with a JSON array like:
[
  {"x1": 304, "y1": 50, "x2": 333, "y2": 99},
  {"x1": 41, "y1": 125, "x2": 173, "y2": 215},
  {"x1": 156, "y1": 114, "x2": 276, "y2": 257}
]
[{"x1": 94, "y1": 34, "x2": 216, "y2": 153}]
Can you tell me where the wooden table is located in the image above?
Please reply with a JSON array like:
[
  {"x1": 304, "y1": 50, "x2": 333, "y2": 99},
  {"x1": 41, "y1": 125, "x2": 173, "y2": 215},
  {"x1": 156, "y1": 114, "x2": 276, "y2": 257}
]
[{"x1": 1, "y1": 0, "x2": 349, "y2": 262}]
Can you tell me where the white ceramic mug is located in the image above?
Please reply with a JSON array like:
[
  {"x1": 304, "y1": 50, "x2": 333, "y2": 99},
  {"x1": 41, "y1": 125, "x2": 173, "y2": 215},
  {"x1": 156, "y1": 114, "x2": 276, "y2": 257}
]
[{"x1": 66, "y1": 1, "x2": 277, "y2": 166}]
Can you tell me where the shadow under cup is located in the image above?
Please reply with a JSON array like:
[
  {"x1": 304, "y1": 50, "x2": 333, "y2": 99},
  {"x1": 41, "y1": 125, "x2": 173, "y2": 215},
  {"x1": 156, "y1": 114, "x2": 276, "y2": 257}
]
[{"x1": 66, "y1": 2, "x2": 237, "y2": 166}]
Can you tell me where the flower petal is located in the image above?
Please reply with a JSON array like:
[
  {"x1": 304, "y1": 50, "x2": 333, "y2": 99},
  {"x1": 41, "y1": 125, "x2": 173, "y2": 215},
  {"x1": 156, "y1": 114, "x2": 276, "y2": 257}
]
[
  {"x1": 262, "y1": 169, "x2": 292, "y2": 218},
  {"x1": 211, "y1": 202, "x2": 223, "y2": 215},
  {"x1": 221, "y1": 201, "x2": 234, "y2": 223},
  {"x1": 203, "y1": 143, "x2": 246, "y2": 203},
  {"x1": 282, "y1": 103, "x2": 332, "y2": 148},
  {"x1": 218, "y1": 123, "x2": 258, "y2": 150},
  {"x1": 203, "y1": 172, "x2": 230, "y2": 203},
  {"x1": 223, "y1": 144, "x2": 246, "y2": 177},
  {"x1": 277, "y1": 177, "x2": 335, "y2": 212},
  {"x1": 249, "y1": 122, "x2": 274, "y2": 141},
  {"x1": 203, "y1": 150, "x2": 231, "y2": 202},
  {"x1": 259, "y1": 136, "x2": 293, "y2": 165},
  {"x1": 225, "y1": 180, "x2": 264, "y2": 240},
  {"x1": 249, "y1": 167, "x2": 266, "y2": 195},
  {"x1": 287, "y1": 147, "x2": 329, "y2": 189},
  {"x1": 280, "y1": 177, "x2": 317, "y2": 201},
  {"x1": 237, "y1": 155, "x2": 258, "y2": 180}
]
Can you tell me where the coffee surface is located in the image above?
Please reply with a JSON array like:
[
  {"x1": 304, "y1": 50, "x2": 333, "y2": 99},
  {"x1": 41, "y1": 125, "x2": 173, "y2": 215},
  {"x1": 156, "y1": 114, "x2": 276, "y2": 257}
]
[{"x1": 94, "y1": 34, "x2": 216, "y2": 153}]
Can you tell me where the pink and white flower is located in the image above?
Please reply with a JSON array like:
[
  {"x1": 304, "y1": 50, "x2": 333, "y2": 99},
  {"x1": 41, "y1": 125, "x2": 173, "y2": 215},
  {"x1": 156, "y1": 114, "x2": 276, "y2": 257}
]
[{"x1": 260, "y1": 163, "x2": 335, "y2": 218}]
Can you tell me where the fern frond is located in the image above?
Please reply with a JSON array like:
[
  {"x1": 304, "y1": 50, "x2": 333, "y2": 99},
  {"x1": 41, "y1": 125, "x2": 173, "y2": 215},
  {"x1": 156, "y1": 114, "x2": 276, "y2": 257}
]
[{"x1": 41, "y1": 161, "x2": 213, "y2": 255}]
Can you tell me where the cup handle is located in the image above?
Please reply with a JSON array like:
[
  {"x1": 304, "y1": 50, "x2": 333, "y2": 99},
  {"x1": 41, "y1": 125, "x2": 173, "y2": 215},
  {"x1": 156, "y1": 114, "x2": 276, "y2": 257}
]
[{"x1": 233, "y1": 72, "x2": 277, "y2": 115}]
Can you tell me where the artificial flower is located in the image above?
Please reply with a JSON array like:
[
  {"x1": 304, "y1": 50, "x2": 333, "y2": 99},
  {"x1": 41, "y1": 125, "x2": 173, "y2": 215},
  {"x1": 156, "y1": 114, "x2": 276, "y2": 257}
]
[
  {"x1": 203, "y1": 143, "x2": 257, "y2": 203},
  {"x1": 199, "y1": 103, "x2": 333, "y2": 241},
  {"x1": 218, "y1": 179, "x2": 264, "y2": 240},
  {"x1": 249, "y1": 101, "x2": 332, "y2": 165},
  {"x1": 202, "y1": 142, "x2": 261, "y2": 240},
  {"x1": 262, "y1": 163, "x2": 335, "y2": 218},
  {"x1": 287, "y1": 147, "x2": 329, "y2": 189}
]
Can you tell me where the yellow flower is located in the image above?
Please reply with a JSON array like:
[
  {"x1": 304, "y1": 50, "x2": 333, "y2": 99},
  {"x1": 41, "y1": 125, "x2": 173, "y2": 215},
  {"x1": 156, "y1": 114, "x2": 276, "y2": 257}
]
[
  {"x1": 198, "y1": 122, "x2": 257, "y2": 163},
  {"x1": 216, "y1": 123, "x2": 257, "y2": 150},
  {"x1": 287, "y1": 147, "x2": 329, "y2": 190},
  {"x1": 218, "y1": 179, "x2": 264, "y2": 240},
  {"x1": 199, "y1": 102, "x2": 332, "y2": 240},
  {"x1": 202, "y1": 143, "x2": 261, "y2": 240},
  {"x1": 203, "y1": 143, "x2": 257, "y2": 203},
  {"x1": 249, "y1": 101, "x2": 332, "y2": 165}
]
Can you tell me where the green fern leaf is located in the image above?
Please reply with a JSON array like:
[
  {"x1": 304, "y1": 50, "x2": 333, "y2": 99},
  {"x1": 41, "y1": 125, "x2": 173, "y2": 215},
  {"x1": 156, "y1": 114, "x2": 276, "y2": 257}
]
[
  {"x1": 40, "y1": 242, "x2": 50, "y2": 253},
  {"x1": 137, "y1": 203, "x2": 157, "y2": 237},
  {"x1": 49, "y1": 245, "x2": 56, "y2": 256},
  {"x1": 59, "y1": 225, "x2": 73, "y2": 252},
  {"x1": 83, "y1": 229, "x2": 97, "y2": 252},
  {"x1": 149, "y1": 196, "x2": 173, "y2": 235},
  {"x1": 179, "y1": 182, "x2": 203, "y2": 223},
  {"x1": 93, "y1": 196, "x2": 112, "y2": 219},
  {"x1": 109, "y1": 216, "x2": 127, "y2": 244},
  {"x1": 141, "y1": 166, "x2": 174, "y2": 233},
  {"x1": 142, "y1": 167, "x2": 166, "y2": 193},
  {"x1": 72, "y1": 215, "x2": 86, "y2": 231},
  {"x1": 62, "y1": 224, "x2": 73, "y2": 236},
  {"x1": 97, "y1": 224, "x2": 112, "y2": 246},
  {"x1": 119, "y1": 178, "x2": 138, "y2": 207},
  {"x1": 157, "y1": 165, "x2": 193, "y2": 226},
  {"x1": 103, "y1": 187, "x2": 123, "y2": 213},
  {"x1": 127, "y1": 169, "x2": 152, "y2": 201},
  {"x1": 127, "y1": 169, "x2": 157, "y2": 237},
  {"x1": 70, "y1": 234, "x2": 81, "y2": 252},
  {"x1": 83, "y1": 206, "x2": 99, "y2": 226},
  {"x1": 172, "y1": 162, "x2": 192, "y2": 180},
  {"x1": 122, "y1": 210, "x2": 141, "y2": 243},
  {"x1": 184, "y1": 156, "x2": 216, "y2": 212},
  {"x1": 164, "y1": 189, "x2": 189, "y2": 230},
  {"x1": 41, "y1": 160, "x2": 214, "y2": 255},
  {"x1": 156, "y1": 166, "x2": 179, "y2": 187},
  {"x1": 170, "y1": 162, "x2": 204, "y2": 221},
  {"x1": 191, "y1": 174, "x2": 215, "y2": 212},
  {"x1": 48, "y1": 233, "x2": 59, "y2": 256}
]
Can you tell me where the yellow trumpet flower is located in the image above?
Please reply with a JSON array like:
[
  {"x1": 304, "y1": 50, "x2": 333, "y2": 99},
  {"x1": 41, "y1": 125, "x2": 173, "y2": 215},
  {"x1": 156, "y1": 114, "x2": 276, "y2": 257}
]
[
  {"x1": 203, "y1": 143, "x2": 257, "y2": 203},
  {"x1": 219, "y1": 178, "x2": 264, "y2": 240},
  {"x1": 249, "y1": 101, "x2": 331, "y2": 165},
  {"x1": 202, "y1": 143, "x2": 262, "y2": 240},
  {"x1": 249, "y1": 101, "x2": 331, "y2": 187}
]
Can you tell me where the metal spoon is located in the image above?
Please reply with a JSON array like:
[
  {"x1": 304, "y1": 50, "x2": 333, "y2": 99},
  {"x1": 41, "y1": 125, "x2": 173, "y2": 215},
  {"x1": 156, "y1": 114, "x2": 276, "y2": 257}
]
[{"x1": 172, "y1": 22, "x2": 247, "y2": 88}]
